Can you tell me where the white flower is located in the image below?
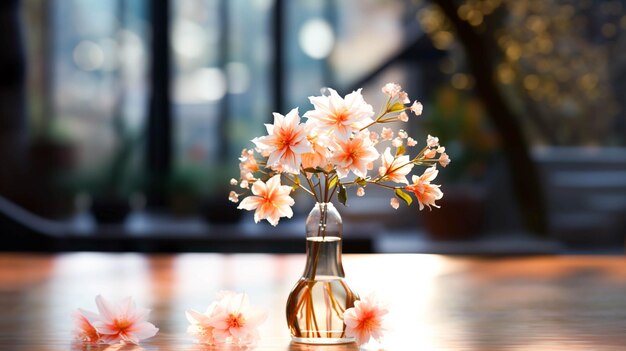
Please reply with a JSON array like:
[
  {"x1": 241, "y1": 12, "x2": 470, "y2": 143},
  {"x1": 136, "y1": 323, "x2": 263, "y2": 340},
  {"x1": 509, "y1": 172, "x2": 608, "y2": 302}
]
[
  {"x1": 381, "y1": 83, "x2": 402, "y2": 97},
  {"x1": 379, "y1": 147, "x2": 413, "y2": 184},
  {"x1": 356, "y1": 187, "x2": 365, "y2": 197},
  {"x1": 398, "y1": 111, "x2": 409, "y2": 122},
  {"x1": 85, "y1": 295, "x2": 159, "y2": 345},
  {"x1": 329, "y1": 131, "x2": 380, "y2": 179},
  {"x1": 301, "y1": 132, "x2": 330, "y2": 169},
  {"x1": 208, "y1": 292, "x2": 267, "y2": 346},
  {"x1": 369, "y1": 131, "x2": 380, "y2": 144},
  {"x1": 407, "y1": 137, "x2": 417, "y2": 147},
  {"x1": 410, "y1": 101, "x2": 423, "y2": 115},
  {"x1": 381, "y1": 127, "x2": 394, "y2": 141},
  {"x1": 426, "y1": 134, "x2": 439, "y2": 148},
  {"x1": 239, "y1": 149, "x2": 259, "y2": 179},
  {"x1": 406, "y1": 166, "x2": 444, "y2": 210},
  {"x1": 398, "y1": 91, "x2": 410, "y2": 104},
  {"x1": 186, "y1": 303, "x2": 219, "y2": 345},
  {"x1": 74, "y1": 310, "x2": 100, "y2": 343},
  {"x1": 344, "y1": 294, "x2": 389, "y2": 346},
  {"x1": 304, "y1": 88, "x2": 374, "y2": 141},
  {"x1": 392, "y1": 138, "x2": 403, "y2": 148},
  {"x1": 398, "y1": 130, "x2": 408, "y2": 139},
  {"x1": 252, "y1": 108, "x2": 312, "y2": 174},
  {"x1": 229, "y1": 178, "x2": 238, "y2": 186},
  {"x1": 237, "y1": 175, "x2": 295, "y2": 226},
  {"x1": 228, "y1": 191, "x2": 239, "y2": 203},
  {"x1": 186, "y1": 291, "x2": 267, "y2": 346}
]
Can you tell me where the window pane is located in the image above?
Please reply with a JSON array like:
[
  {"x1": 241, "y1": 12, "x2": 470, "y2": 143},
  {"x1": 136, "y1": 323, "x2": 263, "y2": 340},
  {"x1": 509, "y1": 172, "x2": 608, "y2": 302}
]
[
  {"x1": 25, "y1": 0, "x2": 150, "y2": 196},
  {"x1": 172, "y1": 0, "x2": 272, "y2": 196}
]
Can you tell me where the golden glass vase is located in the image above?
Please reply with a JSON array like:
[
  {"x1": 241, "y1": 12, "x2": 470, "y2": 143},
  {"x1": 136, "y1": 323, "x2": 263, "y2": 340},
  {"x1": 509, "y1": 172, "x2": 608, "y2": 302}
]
[{"x1": 286, "y1": 202, "x2": 359, "y2": 344}]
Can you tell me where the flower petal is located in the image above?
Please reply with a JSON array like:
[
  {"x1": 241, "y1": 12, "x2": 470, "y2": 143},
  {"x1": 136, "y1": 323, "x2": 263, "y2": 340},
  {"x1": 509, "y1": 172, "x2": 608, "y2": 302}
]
[
  {"x1": 129, "y1": 321, "x2": 159, "y2": 341},
  {"x1": 95, "y1": 295, "x2": 117, "y2": 322}
]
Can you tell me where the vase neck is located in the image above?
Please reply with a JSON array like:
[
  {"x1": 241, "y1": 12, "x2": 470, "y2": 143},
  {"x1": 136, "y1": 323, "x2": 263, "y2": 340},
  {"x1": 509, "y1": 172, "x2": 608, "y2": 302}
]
[
  {"x1": 305, "y1": 202, "x2": 342, "y2": 239},
  {"x1": 302, "y1": 202, "x2": 345, "y2": 279}
]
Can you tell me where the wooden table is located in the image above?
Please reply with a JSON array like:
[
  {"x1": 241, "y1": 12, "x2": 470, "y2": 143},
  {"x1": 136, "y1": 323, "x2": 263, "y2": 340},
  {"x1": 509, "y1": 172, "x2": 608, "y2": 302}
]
[{"x1": 1, "y1": 253, "x2": 626, "y2": 350}]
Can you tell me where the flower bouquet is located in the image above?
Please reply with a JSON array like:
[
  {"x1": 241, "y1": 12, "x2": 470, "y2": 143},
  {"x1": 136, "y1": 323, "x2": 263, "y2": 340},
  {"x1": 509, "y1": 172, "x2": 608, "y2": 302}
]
[{"x1": 229, "y1": 83, "x2": 449, "y2": 344}]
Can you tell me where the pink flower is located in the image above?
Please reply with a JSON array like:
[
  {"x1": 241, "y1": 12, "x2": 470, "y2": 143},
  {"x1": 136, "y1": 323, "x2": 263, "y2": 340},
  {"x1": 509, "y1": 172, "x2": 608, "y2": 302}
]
[
  {"x1": 407, "y1": 137, "x2": 417, "y2": 147},
  {"x1": 228, "y1": 191, "x2": 239, "y2": 203},
  {"x1": 398, "y1": 111, "x2": 409, "y2": 122},
  {"x1": 304, "y1": 88, "x2": 374, "y2": 141},
  {"x1": 439, "y1": 153, "x2": 451, "y2": 167},
  {"x1": 356, "y1": 187, "x2": 365, "y2": 197},
  {"x1": 369, "y1": 131, "x2": 379, "y2": 144},
  {"x1": 381, "y1": 83, "x2": 402, "y2": 97},
  {"x1": 208, "y1": 292, "x2": 267, "y2": 346},
  {"x1": 239, "y1": 149, "x2": 259, "y2": 179},
  {"x1": 391, "y1": 137, "x2": 403, "y2": 148},
  {"x1": 379, "y1": 147, "x2": 413, "y2": 184},
  {"x1": 301, "y1": 133, "x2": 329, "y2": 169},
  {"x1": 410, "y1": 101, "x2": 423, "y2": 115},
  {"x1": 253, "y1": 108, "x2": 312, "y2": 174},
  {"x1": 242, "y1": 172, "x2": 255, "y2": 181},
  {"x1": 329, "y1": 131, "x2": 380, "y2": 178},
  {"x1": 398, "y1": 130, "x2": 408, "y2": 139},
  {"x1": 186, "y1": 303, "x2": 219, "y2": 345},
  {"x1": 237, "y1": 175, "x2": 295, "y2": 226},
  {"x1": 424, "y1": 148, "x2": 437, "y2": 159},
  {"x1": 88, "y1": 295, "x2": 159, "y2": 344},
  {"x1": 380, "y1": 127, "x2": 394, "y2": 141},
  {"x1": 405, "y1": 166, "x2": 444, "y2": 210},
  {"x1": 398, "y1": 91, "x2": 410, "y2": 104},
  {"x1": 389, "y1": 198, "x2": 400, "y2": 210},
  {"x1": 343, "y1": 295, "x2": 388, "y2": 346},
  {"x1": 74, "y1": 310, "x2": 101, "y2": 343},
  {"x1": 426, "y1": 134, "x2": 439, "y2": 148}
]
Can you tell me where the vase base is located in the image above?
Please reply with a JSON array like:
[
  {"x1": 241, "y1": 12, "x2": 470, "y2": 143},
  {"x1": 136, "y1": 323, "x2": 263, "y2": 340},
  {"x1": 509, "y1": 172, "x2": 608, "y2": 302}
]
[{"x1": 291, "y1": 336, "x2": 356, "y2": 345}]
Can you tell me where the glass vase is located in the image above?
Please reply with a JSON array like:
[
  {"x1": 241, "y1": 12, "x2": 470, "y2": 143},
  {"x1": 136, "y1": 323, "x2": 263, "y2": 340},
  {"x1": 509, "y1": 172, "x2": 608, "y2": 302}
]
[{"x1": 286, "y1": 202, "x2": 359, "y2": 344}]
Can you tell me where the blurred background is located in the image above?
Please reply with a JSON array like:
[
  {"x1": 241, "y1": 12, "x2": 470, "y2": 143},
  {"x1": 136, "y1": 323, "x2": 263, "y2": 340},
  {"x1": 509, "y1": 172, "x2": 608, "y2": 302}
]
[{"x1": 1, "y1": 0, "x2": 625, "y2": 254}]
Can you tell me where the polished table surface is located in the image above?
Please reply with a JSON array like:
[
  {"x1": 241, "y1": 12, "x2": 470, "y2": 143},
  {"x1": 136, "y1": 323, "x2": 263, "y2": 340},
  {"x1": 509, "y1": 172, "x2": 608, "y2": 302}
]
[{"x1": 1, "y1": 253, "x2": 626, "y2": 350}]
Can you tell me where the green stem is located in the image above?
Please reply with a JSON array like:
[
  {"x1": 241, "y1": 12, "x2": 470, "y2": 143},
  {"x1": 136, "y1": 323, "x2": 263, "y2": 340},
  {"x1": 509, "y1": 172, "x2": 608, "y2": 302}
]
[
  {"x1": 303, "y1": 172, "x2": 321, "y2": 203},
  {"x1": 283, "y1": 174, "x2": 316, "y2": 197},
  {"x1": 366, "y1": 181, "x2": 401, "y2": 190},
  {"x1": 359, "y1": 96, "x2": 393, "y2": 131},
  {"x1": 323, "y1": 173, "x2": 330, "y2": 203}
]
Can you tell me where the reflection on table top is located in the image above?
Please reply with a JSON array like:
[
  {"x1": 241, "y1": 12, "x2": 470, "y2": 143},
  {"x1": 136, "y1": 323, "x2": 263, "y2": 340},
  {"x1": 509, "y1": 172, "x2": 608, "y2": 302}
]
[{"x1": 1, "y1": 253, "x2": 625, "y2": 350}]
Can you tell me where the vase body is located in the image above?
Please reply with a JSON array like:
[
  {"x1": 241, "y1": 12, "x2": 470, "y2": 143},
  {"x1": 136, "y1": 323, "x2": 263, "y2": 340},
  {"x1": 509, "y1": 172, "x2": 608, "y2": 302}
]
[{"x1": 286, "y1": 202, "x2": 359, "y2": 344}]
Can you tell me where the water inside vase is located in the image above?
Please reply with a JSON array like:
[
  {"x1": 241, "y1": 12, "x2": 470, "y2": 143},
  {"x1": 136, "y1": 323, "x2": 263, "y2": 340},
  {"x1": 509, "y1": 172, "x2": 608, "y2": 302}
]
[{"x1": 286, "y1": 237, "x2": 358, "y2": 342}]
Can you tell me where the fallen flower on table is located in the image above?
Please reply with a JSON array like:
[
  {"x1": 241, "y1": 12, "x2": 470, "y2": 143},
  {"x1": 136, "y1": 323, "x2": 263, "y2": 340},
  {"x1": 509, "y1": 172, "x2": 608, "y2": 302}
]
[
  {"x1": 75, "y1": 295, "x2": 159, "y2": 345},
  {"x1": 186, "y1": 291, "x2": 267, "y2": 347},
  {"x1": 74, "y1": 310, "x2": 101, "y2": 343},
  {"x1": 186, "y1": 301, "x2": 219, "y2": 345},
  {"x1": 343, "y1": 294, "x2": 389, "y2": 346}
]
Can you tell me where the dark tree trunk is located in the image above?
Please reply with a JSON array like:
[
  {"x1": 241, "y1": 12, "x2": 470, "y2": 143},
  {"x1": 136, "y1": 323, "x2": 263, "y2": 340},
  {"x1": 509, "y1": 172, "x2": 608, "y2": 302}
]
[{"x1": 434, "y1": 0, "x2": 548, "y2": 236}]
